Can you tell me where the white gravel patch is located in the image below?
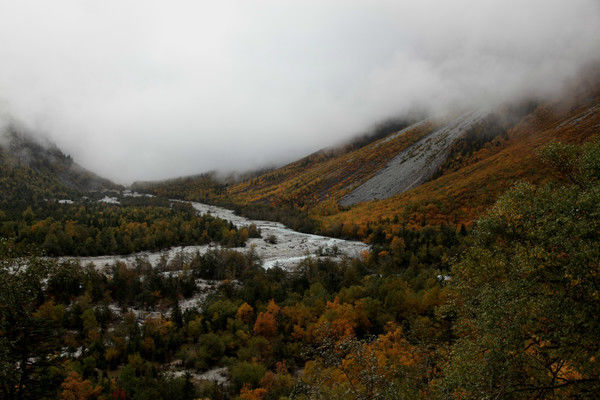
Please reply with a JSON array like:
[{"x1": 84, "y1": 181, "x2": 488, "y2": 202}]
[
  {"x1": 70, "y1": 201, "x2": 369, "y2": 270},
  {"x1": 98, "y1": 196, "x2": 120, "y2": 204}
]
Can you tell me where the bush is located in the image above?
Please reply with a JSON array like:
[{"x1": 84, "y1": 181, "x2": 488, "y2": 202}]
[
  {"x1": 230, "y1": 361, "x2": 267, "y2": 392},
  {"x1": 200, "y1": 333, "x2": 225, "y2": 363},
  {"x1": 247, "y1": 224, "x2": 262, "y2": 238},
  {"x1": 265, "y1": 235, "x2": 278, "y2": 244}
]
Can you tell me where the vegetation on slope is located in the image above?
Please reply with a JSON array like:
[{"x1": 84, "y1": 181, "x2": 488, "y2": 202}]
[
  {"x1": 0, "y1": 130, "x2": 250, "y2": 256},
  {"x1": 438, "y1": 138, "x2": 600, "y2": 398},
  {"x1": 134, "y1": 174, "x2": 319, "y2": 234},
  {"x1": 2, "y1": 136, "x2": 599, "y2": 399},
  {"x1": 316, "y1": 95, "x2": 600, "y2": 237},
  {"x1": 139, "y1": 85, "x2": 600, "y2": 246},
  {"x1": 0, "y1": 225, "x2": 461, "y2": 399},
  {"x1": 0, "y1": 128, "x2": 119, "y2": 207},
  {"x1": 134, "y1": 117, "x2": 431, "y2": 235}
]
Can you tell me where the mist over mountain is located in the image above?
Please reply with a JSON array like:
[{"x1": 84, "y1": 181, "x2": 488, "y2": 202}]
[
  {"x1": 0, "y1": 0, "x2": 598, "y2": 183},
  {"x1": 0, "y1": 125, "x2": 119, "y2": 208}
]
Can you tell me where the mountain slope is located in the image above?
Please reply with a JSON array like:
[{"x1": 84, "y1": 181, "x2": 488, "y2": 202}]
[
  {"x1": 224, "y1": 101, "x2": 540, "y2": 208},
  {"x1": 0, "y1": 127, "x2": 119, "y2": 211},
  {"x1": 340, "y1": 109, "x2": 510, "y2": 206},
  {"x1": 321, "y1": 97, "x2": 600, "y2": 233},
  {"x1": 138, "y1": 75, "x2": 600, "y2": 239}
]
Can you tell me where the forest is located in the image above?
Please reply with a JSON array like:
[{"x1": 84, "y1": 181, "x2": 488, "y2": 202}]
[
  {"x1": 0, "y1": 199, "x2": 250, "y2": 256},
  {"x1": 1, "y1": 136, "x2": 252, "y2": 257},
  {"x1": 1, "y1": 138, "x2": 599, "y2": 399}
]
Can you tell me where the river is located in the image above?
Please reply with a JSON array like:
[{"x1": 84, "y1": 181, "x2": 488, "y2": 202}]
[{"x1": 72, "y1": 200, "x2": 370, "y2": 270}]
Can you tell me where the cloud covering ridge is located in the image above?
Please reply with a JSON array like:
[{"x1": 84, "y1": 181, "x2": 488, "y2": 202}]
[{"x1": 0, "y1": 0, "x2": 598, "y2": 182}]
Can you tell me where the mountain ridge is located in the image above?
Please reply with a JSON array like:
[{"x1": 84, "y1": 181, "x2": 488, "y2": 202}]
[
  {"x1": 0, "y1": 126, "x2": 120, "y2": 213},
  {"x1": 136, "y1": 77, "x2": 600, "y2": 239}
]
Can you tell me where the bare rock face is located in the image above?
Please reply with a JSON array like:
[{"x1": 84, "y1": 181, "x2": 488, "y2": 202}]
[{"x1": 339, "y1": 111, "x2": 489, "y2": 206}]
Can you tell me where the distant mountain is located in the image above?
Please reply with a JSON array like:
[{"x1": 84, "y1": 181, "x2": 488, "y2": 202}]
[
  {"x1": 0, "y1": 126, "x2": 120, "y2": 211},
  {"x1": 134, "y1": 72, "x2": 600, "y2": 238}
]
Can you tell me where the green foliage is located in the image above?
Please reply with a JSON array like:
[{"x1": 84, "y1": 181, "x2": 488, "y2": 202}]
[
  {"x1": 0, "y1": 134, "x2": 248, "y2": 256},
  {"x1": 3, "y1": 136, "x2": 599, "y2": 399},
  {"x1": 230, "y1": 361, "x2": 267, "y2": 392},
  {"x1": 439, "y1": 139, "x2": 600, "y2": 399},
  {"x1": 0, "y1": 252, "x2": 64, "y2": 399},
  {"x1": 200, "y1": 333, "x2": 225, "y2": 362},
  {"x1": 135, "y1": 173, "x2": 320, "y2": 234},
  {"x1": 539, "y1": 137, "x2": 600, "y2": 185},
  {"x1": 1, "y1": 201, "x2": 247, "y2": 256},
  {"x1": 0, "y1": 233, "x2": 454, "y2": 399},
  {"x1": 0, "y1": 129, "x2": 118, "y2": 212}
]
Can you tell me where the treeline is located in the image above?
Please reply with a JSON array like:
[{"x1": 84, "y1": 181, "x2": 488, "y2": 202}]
[
  {"x1": 132, "y1": 172, "x2": 227, "y2": 204},
  {"x1": 0, "y1": 129, "x2": 119, "y2": 211},
  {"x1": 136, "y1": 174, "x2": 320, "y2": 235},
  {"x1": 0, "y1": 201, "x2": 249, "y2": 256}
]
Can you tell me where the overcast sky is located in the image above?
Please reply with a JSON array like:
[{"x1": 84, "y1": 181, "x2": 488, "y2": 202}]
[{"x1": 0, "y1": 0, "x2": 599, "y2": 183}]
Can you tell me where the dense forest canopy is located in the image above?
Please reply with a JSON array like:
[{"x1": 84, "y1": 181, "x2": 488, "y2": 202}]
[
  {"x1": 1, "y1": 200, "x2": 249, "y2": 256},
  {"x1": 1, "y1": 138, "x2": 599, "y2": 399}
]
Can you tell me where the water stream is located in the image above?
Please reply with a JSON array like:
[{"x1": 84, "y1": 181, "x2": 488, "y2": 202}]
[{"x1": 72, "y1": 200, "x2": 370, "y2": 270}]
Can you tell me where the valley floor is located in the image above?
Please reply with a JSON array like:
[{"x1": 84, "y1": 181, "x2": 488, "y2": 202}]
[{"x1": 69, "y1": 200, "x2": 369, "y2": 270}]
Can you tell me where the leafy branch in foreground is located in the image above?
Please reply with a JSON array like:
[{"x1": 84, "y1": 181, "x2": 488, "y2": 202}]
[{"x1": 438, "y1": 137, "x2": 600, "y2": 399}]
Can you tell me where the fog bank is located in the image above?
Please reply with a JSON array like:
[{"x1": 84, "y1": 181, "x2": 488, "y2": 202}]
[{"x1": 0, "y1": 0, "x2": 598, "y2": 182}]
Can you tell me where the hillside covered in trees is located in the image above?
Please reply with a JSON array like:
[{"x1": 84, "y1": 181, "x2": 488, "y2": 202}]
[
  {"x1": 2, "y1": 82, "x2": 600, "y2": 400},
  {"x1": 0, "y1": 128, "x2": 119, "y2": 206},
  {"x1": 139, "y1": 76, "x2": 600, "y2": 243},
  {"x1": 0, "y1": 129, "x2": 250, "y2": 256},
  {"x1": 2, "y1": 136, "x2": 600, "y2": 399}
]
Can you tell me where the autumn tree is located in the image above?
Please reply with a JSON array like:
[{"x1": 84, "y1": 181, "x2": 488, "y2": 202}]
[
  {"x1": 58, "y1": 372, "x2": 103, "y2": 400},
  {"x1": 295, "y1": 331, "x2": 419, "y2": 399},
  {"x1": 236, "y1": 302, "x2": 255, "y2": 325},
  {"x1": 239, "y1": 386, "x2": 267, "y2": 400},
  {"x1": 254, "y1": 300, "x2": 280, "y2": 338}
]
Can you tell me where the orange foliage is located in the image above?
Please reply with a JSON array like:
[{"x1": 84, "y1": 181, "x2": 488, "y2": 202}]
[
  {"x1": 301, "y1": 326, "x2": 422, "y2": 398},
  {"x1": 226, "y1": 122, "x2": 435, "y2": 209},
  {"x1": 266, "y1": 299, "x2": 280, "y2": 315},
  {"x1": 370, "y1": 326, "x2": 419, "y2": 371},
  {"x1": 254, "y1": 300, "x2": 280, "y2": 338},
  {"x1": 144, "y1": 316, "x2": 174, "y2": 337},
  {"x1": 236, "y1": 302, "x2": 254, "y2": 325},
  {"x1": 254, "y1": 312, "x2": 277, "y2": 337},
  {"x1": 209, "y1": 92, "x2": 600, "y2": 240},
  {"x1": 319, "y1": 97, "x2": 600, "y2": 235},
  {"x1": 58, "y1": 372, "x2": 103, "y2": 400},
  {"x1": 312, "y1": 297, "x2": 371, "y2": 341},
  {"x1": 239, "y1": 386, "x2": 267, "y2": 400}
]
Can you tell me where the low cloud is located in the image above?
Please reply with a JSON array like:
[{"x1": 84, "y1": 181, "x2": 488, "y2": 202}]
[{"x1": 0, "y1": 0, "x2": 598, "y2": 183}]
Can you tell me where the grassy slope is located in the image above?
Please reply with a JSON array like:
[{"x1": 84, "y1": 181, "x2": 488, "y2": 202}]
[
  {"x1": 224, "y1": 91, "x2": 600, "y2": 235},
  {"x1": 226, "y1": 121, "x2": 435, "y2": 208},
  {"x1": 318, "y1": 97, "x2": 600, "y2": 233}
]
